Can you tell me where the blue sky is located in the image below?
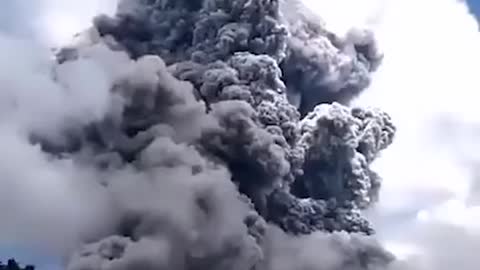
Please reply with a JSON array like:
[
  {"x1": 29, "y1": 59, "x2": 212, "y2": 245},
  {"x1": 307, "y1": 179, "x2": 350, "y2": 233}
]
[{"x1": 467, "y1": 0, "x2": 480, "y2": 18}]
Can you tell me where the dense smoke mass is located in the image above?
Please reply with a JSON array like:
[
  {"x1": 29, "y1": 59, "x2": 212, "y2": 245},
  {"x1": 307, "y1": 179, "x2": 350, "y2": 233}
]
[{"x1": 0, "y1": 0, "x2": 399, "y2": 269}]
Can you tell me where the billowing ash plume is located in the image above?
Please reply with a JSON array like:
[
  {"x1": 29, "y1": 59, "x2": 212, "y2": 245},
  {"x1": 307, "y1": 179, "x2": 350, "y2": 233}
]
[
  {"x1": 1, "y1": 0, "x2": 397, "y2": 269},
  {"x1": 279, "y1": 0, "x2": 383, "y2": 114},
  {"x1": 92, "y1": 0, "x2": 383, "y2": 115}
]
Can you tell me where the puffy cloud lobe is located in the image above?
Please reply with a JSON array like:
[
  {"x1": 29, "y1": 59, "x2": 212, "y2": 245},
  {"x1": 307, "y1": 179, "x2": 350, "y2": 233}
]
[
  {"x1": 0, "y1": 33, "x2": 128, "y2": 253},
  {"x1": 261, "y1": 226, "x2": 394, "y2": 270},
  {"x1": 93, "y1": 0, "x2": 381, "y2": 114},
  {"x1": 273, "y1": 0, "x2": 382, "y2": 112},
  {"x1": 94, "y1": 0, "x2": 287, "y2": 63},
  {"x1": 266, "y1": 189, "x2": 375, "y2": 235},
  {"x1": 67, "y1": 137, "x2": 265, "y2": 270},
  {"x1": 295, "y1": 103, "x2": 395, "y2": 209},
  {"x1": 280, "y1": 13, "x2": 383, "y2": 115}
]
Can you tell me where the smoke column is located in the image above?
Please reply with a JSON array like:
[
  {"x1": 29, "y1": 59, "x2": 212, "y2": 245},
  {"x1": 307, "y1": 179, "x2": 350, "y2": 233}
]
[
  {"x1": 1, "y1": 1, "x2": 394, "y2": 269},
  {"x1": 2, "y1": 0, "x2": 480, "y2": 270}
]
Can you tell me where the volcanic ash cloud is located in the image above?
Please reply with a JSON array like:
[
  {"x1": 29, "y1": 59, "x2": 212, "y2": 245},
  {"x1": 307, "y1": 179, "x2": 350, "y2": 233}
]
[{"x1": 0, "y1": 0, "x2": 399, "y2": 269}]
